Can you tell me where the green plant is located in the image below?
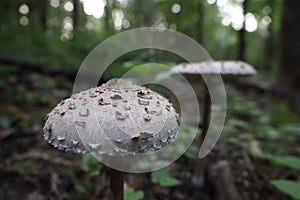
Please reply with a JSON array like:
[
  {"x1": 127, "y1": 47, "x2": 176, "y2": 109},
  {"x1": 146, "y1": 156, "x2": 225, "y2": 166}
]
[
  {"x1": 151, "y1": 167, "x2": 181, "y2": 187},
  {"x1": 124, "y1": 188, "x2": 144, "y2": 200},
  {"x1": 184, "y1": 143, "x2": 199, "y2": 159},
  {"x1": 261, "y1": 154, "x2": 300, "y2": 171},
  {"x1": 70, "y1": 153, "x2": 102, "y2": 199},
  {"x1": 0, "y1": 116, "x2": 12, "y2": 129},
  {"x1": 271, "y1": 180, "x2": 300, "y2": 200}
]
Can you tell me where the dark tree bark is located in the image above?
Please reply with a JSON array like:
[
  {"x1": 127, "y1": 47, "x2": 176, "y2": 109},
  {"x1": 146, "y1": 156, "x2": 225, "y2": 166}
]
[
  {"x1": 104, "y1": 0, "x2": 110, "y2": 30},
  {"x1": 39, "y1": 0, "x2": 48, "y2": 29},
  {"x1": 280, "y1": 0, "x2": 300, "y2": 92},
  {"x1": 133, "y1": 0, "x2": 156, "y2": 27},
  {"x1": 0, "y1": 0, "x2": 15, "y2": 26},
  {"x1": 195, "y1": 0, "x2": 204, "y2": 44},
  {"x1": 27, "y1": 0, "x2": 47, "y2": 28},
  {"x1": 263, "y1": 1, "x2": 274, "y2": 72},
  {"x1": 238, "y1": 0, "x2": 248, "y2": 61},
  {"x1": 72, "y1": 0, "x2": 79, "y2": 29}
]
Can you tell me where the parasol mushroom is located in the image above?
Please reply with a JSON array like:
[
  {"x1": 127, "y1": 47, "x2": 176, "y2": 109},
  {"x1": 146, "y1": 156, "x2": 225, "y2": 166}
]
[
  {"x1": 169, "y1": 60, "x2": 257, "y2": 186},
  {"x1": 43, "y1": 78, "x2": 179, "y2": 200},
  {"x1": 170, "y1": 60, "x2": 256, "y2": 76}
]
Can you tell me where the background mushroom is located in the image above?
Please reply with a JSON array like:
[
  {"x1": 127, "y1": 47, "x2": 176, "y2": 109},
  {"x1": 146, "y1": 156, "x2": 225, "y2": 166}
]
[
  {"x1": 169, "y1": 60, "x2": 257, "y2": 186},
  {"x1": 171, "y1": 60, "x2": 257, "y2": 76},
  {"x1": 43, "y1": 78, "x2": 179, "y2": 200}
]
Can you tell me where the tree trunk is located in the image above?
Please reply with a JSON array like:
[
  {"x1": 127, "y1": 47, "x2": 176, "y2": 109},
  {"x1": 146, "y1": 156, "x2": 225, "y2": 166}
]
[
  {"x1": 263, "y1": 1, "x2": 274, "y2": 72},
  {"x1": 238, "y1": 0, "x2": 248, "y2": 61},
  {"x1": 73, "y1": 0, "x2": 79, "y2": 29},
  {"x1": 133, "y1": 0, "x2": 156, "y2": 27},
  {"x1": 280, "y1": 0, "x2": 300, "y2": 92},
  {"x1": 195, "y1": 0, "x2": 204, "y2": 44},
  {"x1": 104, "y1": 0, "x2": 110, "y2": 30}
]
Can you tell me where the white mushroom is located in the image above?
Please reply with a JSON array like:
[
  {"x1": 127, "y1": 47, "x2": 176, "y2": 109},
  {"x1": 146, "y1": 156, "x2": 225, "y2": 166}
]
[
  {"x1": 170, "y1": 60, "x2": 257, "y2": 76},
  {"x1": 43, "y1": 78, "x2": 179, "y2": 200},
  {"x1": 44, "y1": 78, "x2": 179, "y2": 156},
  {"x1": 169, "y1": 60, "x2": 257, "y2": 187}
]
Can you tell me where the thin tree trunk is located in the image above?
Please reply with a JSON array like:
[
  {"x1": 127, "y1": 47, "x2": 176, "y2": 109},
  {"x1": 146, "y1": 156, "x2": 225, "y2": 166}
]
[
  {"x1": 238, "y1": 0, "x2": 248, "y2": 61},
  {"x1": 40, "y1": 0, "x2": 47, "y2": 30},
  {"x1": 280, "y1": 0, "x2": 300, "y2": 91},
  {"x1": 196, "y1": 0, "x2": 204, "y2": 43},
  {"x1": 263, "y1": 1, "x2": 274, "y2": 72},
  {"x1": 263, "y1": 25, "x2": 273, "y2": 72},
  {"x1": 72, "y1": 0, "x2": 79, "y2": 29},
  {"x1": 104, "y1": 0, "x2": 110, "y2": 30},
  {"x1": 133, "y1": 0, "x2": 155, "y2": 27},
  {"x1": 192, "y1": 86, "x2": 210, "y2": 187},
  {"x1": 279, "y1": 0, "x2": 300, "y2": 111}
]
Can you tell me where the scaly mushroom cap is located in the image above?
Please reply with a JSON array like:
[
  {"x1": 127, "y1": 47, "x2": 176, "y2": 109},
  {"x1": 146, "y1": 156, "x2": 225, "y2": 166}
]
[
  {"x1": 43, "y1": 78, "x2": 179, "y2": 156},
  {"x1": 170, "y1": 60, "x2": 257, "y2": 76}
]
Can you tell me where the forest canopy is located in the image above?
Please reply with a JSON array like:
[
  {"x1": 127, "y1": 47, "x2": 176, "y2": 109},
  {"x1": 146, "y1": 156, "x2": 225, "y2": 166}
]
[{"x1": 0, "y1": 0, "x2": 282, "y2": 74}]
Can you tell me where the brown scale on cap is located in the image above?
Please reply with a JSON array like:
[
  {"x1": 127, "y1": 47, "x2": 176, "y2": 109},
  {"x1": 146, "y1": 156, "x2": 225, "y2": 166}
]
[{"x1": 43, "y1": 78, "x2": 179, "y2": 156}]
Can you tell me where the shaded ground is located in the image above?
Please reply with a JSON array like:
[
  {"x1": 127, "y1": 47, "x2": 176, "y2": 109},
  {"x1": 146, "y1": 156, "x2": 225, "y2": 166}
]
[{"x1": 0, "y1": 127, "x2": 295, "y2": 200}]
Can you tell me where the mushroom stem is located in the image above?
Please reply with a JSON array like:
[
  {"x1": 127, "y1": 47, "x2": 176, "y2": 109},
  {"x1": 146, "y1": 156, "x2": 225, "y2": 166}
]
[
  {"x1": 201, "y1": 86, "x2": 211, "y2": 143},
  {"x1": 192, "y1": 86, "x2": 210, "y2": 186},
  {"x1": 109, "y1": 168, "x2": 124, "y2": 200}
]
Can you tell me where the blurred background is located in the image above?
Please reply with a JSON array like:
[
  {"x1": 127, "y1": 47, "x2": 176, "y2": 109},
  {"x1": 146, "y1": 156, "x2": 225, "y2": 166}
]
[{"x1": 0, "y1": 0, "x2": 300, "y2": 199}]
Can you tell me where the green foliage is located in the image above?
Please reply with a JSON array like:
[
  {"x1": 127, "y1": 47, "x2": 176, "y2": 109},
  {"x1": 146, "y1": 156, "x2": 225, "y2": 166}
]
[
  {"x1": 224, "y1": 96, "x2": 300, "y2": 139},
  {"x1": 254, "y1": 116, "x2": 281, "y2": 139},
  {"x1": 151, "y1": 168, "x2": 181, "y2": 186},
  {"x1": 71, "y1": 167, "x2": 100, "y2": 199},
  {"x1": 82, "y1": 152, "x2": 102, "y2": 169},
  {"x1": 262, "y1": 154, "x2": 300, "y2": 171},
  {"x1": 0, "y1": 116, "x2": 12, "y2": 129},
  {"x1": 269, "y1": 103, "x2": 300, "y2": 124},
  {"x1": 0, "y1": 26, "x2": 104, "y2": 70},
  {"x1": 68, "y1": 153, "x2": 102, "y2": 199},
  {"x1": 271, "y1": 180, "x2": 300, "y2": 200},
  {"x1": 227, "y1": 118, "x2": 251, "y2": 130},
  {"x1": 72, "y1": 167, "x2": 100, "y2": 195},
  {"x1": 124, "y1": 188, "x2": 144, "y2": 200},
  {"x1": 184, "y1": 143, "x2": 199, "y2": 159},
  {"x1": 222, "y1": 95, "x2": 300, "y2": 200},
  {"x1": 221, "y1": 95, "x2": 300, "y2": 165},
  {"x1": 279, "y1": 124, "x2": 300, "y2": 139},
  {"x1": 227, "y1": 96, "x2": 260, "y2": 117}
]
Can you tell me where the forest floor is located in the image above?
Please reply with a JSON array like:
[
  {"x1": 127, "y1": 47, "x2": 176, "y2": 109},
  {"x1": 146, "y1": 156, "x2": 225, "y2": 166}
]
[{"x1": 0, "y1": 71, "x2": 299, "y2": 200}]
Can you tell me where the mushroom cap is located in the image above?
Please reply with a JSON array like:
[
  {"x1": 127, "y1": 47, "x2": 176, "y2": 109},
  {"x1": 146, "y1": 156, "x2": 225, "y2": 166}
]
[
  {"x1": 43, "y1": 78, "x2": 179, "y2": 156},
  {"x1": 170, "y1": 60, "x2": 257, "y2": 76}
]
